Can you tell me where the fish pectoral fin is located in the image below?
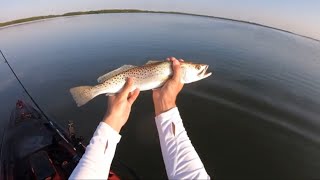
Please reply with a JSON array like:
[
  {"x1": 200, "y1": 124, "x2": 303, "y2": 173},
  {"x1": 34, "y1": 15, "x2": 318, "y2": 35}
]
[
  {"x1": 105, "y1": 93, "x2": 115, "y2": 96},
  {"x1": 152, "y1": 87, "x2": 161, "y2": 91},
  {"x1": 97, "y1": 65, "x2": 136, "y2": 83},
  {"x1": 145, "y1": 60, "x2": 161, "y2": 65}
]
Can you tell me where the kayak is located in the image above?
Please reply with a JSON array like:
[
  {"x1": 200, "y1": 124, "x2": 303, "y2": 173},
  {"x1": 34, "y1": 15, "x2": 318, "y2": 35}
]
[{"x1": 0, "y1": 100, "x2": 139, "y2": 180}]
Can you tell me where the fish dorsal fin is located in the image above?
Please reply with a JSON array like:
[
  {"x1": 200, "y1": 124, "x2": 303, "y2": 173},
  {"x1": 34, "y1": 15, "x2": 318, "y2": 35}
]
[
  {"x1": 145, "y1": 60, "x2": 161, "y2": 65},
  {"x1": 97, "y1": 65, "x2": 136, "y2": 83}
]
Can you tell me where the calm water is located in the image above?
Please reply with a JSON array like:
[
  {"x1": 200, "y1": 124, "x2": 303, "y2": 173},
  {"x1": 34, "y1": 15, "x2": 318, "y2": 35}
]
[{"x1": 1, "y1": 13, "x2": 320, "y2": 179}]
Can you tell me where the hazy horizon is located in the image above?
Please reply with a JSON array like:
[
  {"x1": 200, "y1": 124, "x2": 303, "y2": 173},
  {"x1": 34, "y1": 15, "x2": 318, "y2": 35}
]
[{"x1": 1, "y1": 0, "x2": 320, "y2": 40}]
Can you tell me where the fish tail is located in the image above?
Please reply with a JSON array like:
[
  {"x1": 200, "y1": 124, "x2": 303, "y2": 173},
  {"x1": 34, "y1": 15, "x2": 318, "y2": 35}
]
[{"x1": 70, "y1": 86, "x2": 98, "y2": 107}]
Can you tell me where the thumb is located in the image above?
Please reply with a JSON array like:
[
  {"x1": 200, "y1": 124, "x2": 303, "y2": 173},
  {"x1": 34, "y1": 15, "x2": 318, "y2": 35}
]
[
  {"x1": 119, "y1": 77, "x2": 134, "y2": 98},
  {"x1": 128, "y1": 88, "x2": 140, "y2": 105},
  {"x1": 172, "y1": 59, "x2": 182, "y2": 82}
]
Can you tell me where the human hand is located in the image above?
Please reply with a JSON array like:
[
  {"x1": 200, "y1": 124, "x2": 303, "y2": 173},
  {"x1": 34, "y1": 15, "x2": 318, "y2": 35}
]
[
  {"x1": 103, "y1": 78, "x2": 140, "y2": 132},
  {"x1": 152, "y1": 57, "x2": 184, "y2": 116}
]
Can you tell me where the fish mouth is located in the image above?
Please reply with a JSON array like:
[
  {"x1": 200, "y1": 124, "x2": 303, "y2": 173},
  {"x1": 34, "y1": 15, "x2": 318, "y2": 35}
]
[{"x1": 198, "y1": 65, "x2": 212, "y2": 77}]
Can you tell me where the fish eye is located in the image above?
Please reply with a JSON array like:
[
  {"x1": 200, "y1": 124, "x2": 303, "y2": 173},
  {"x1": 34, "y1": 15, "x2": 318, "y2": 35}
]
[{"x1": 196, "y1": 65, "x2": 201, "y2": 70}]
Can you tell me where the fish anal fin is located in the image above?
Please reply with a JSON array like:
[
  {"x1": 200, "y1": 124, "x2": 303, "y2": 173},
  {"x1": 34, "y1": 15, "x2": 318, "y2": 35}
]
[{"x1": 97, "y1": 65, "x2": 136, "y2": 83}]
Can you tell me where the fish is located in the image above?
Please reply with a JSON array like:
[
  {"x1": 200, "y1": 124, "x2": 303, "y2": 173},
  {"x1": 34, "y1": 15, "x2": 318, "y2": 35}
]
[{"x1": 70, "y1": 60, "x2": 212, "y2": 107}]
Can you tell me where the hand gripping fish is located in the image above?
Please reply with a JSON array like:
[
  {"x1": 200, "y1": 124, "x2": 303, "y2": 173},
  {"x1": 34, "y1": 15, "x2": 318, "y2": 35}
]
[{"x1": 70, "y1": 60, "x2": 212, "y2": 107}]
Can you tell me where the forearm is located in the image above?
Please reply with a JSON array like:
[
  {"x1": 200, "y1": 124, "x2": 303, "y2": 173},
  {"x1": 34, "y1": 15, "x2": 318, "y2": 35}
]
[
  {"x1": 69, "y1": 122, "x2": 121, "y2": 179},
  {"x1": 155, "y1": 107, "x2": 210, "y2": 179}
]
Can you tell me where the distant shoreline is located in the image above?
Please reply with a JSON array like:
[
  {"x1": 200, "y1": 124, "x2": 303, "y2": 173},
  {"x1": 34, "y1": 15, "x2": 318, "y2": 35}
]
[{"x1": 0, "y1": 9, "x2": 319, "y2": 42}]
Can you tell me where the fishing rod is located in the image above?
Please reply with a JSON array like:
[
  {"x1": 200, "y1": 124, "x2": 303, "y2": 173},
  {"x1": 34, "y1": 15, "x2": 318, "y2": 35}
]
[
  {"x1": 0, "y1": 49, "x2": 50, "y2": 121},
  {"x1": 0, "y1": 50, "x2": 135, "y2": 171},
  {"x1": 0, "y1": 49, "x2": 84, "y2": 151}
]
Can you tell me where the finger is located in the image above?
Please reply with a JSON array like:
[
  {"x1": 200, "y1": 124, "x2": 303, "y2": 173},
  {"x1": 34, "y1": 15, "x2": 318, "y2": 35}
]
[
  {"x1": 170, "y1": 57, "x2": 178, "y2": 61},
  {"x1": 152, "y1": 88, "x2": 161, "y2": 95},
  {"x1": 108, "y1": 94, "x2": 116, "y2": 102},
  {"x1": 107, "y1": 95, "x2": 115, "y2": 109},
  {"x1": 172, "y1": 59, "x2": 182, "y2": 82},
  {"x1": 178, "y1": 58, "x2": 184, "y2": 62},
  {"x1": 120, "y1": 77, "x2": 134, "y2": 97},
  {"x1": 167, "y1": 57, "x2": 174, "y2": 61},
  {"x1": 128, "y1": 88, "x2": 140, "y2": 105},
  {"x1": 108, "y1": 94, "x2": 116, "y2": 99}
]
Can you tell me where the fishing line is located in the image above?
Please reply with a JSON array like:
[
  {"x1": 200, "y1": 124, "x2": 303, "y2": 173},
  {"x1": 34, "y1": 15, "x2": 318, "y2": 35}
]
[{"x1": 0, "y1": 49, "x2": 50, "y2": 120}]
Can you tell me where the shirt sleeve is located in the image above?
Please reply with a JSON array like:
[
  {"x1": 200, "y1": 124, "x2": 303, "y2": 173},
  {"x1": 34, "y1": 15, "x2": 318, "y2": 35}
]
[
  {"x1": 155, "y1": 107, "x2": 210, "y2": 179},
  {"x1": 69, "y1": 122, "x2": 121, "y2": 180}
]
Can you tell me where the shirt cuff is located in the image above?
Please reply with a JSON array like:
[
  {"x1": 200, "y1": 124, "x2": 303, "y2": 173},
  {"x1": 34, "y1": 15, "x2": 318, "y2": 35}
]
[
  {"x1": 155, "y1": 107, "x2": 180, "y2": 122},
  {"x1": 155, "y1": 107, "x2": 184, "y2": 137},
  {"x1": 96, "y1": 122, "x2": 122, "y2": 144}
]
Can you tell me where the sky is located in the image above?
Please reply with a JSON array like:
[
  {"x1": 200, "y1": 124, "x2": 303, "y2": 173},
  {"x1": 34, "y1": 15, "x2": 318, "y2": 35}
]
[{"x1": 0, "y1": 0, "x2": 319, "y2": 40}]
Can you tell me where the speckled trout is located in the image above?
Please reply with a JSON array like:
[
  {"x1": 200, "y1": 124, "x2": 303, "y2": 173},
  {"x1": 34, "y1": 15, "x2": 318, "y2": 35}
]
[{"x1": 70, "y1": 60, "x2": 212, "y2": 107}]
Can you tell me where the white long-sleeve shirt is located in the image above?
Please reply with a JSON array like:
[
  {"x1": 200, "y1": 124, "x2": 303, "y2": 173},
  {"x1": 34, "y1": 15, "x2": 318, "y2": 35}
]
[
  {"x1": 155, "y1": 107, "x2": 210, "y2": 179},
  {"x1": 69, "y1": 107, "x2": 210, "y2": 179}
]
